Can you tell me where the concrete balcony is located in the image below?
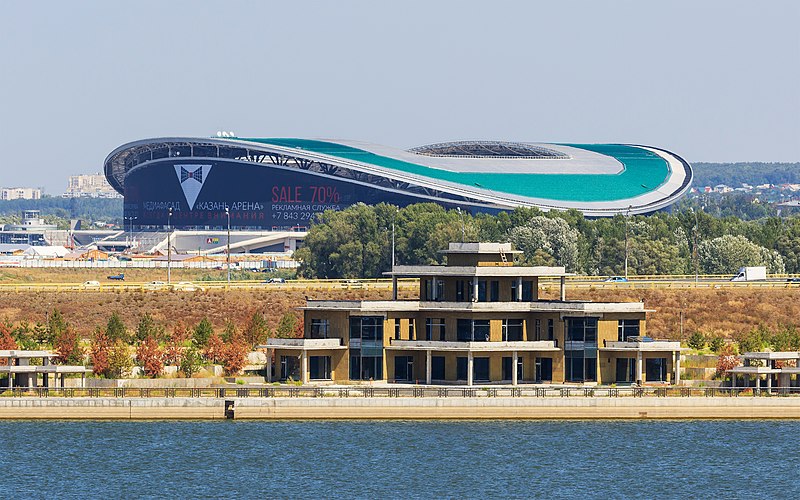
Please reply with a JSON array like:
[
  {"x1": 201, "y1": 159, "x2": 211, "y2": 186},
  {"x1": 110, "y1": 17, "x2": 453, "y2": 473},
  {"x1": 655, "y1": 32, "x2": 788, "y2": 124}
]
[
  {"x1": 601, "y1": 340, "x2": 681, "y2": 351},
  {"x1": 387, "y1": 339, "x2": 559, "y2": 352},
  {"x1": 258, "y1": 338, "x2": 346, "y2": 350}
]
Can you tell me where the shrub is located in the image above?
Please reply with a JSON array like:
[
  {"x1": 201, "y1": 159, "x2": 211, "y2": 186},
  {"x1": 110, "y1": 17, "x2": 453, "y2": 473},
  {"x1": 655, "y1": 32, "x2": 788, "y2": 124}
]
[
  {"x1": 274, "y1": 313, "x2": 298, "y2": 339},
  {"x1": 203, "y1": 332, "x2": 225, "y2": 364},
  {"x1": 687, "y1": 331, "x2": 706, "y2": 350},
  {"x1": 90, "y1": 327, "x2": 111, "y2": 377},
  {"x1": 193, "y1": 318, "x2": 214, "y2": 347},
  {"x1": 180, "y1": 346, "x2": 202, "y2": 378},
  {"x1": 54, "y1": 326, "x2": 84, "y2": 365},
  {"x1": 220, "y1": 335, "x2": 249, "y2": 376},
  {"x1": 106, "y1": 313, "x2": 128, "y2": 343},
  {"x1": 708, "y1": 335, "x2": 725, "y2": 353},
  {"x1": 716, "y1": 344, "x2": 740, "y2": 378},
  {"x1": 0, "y1": 325, "x2": 18, "y2": 365},
  {"x1": 108, "y1": 340, "x2": 133, "y2": 378},
  {"x1": 136, "y1": 337, "x2": 164, "y2": 377}
]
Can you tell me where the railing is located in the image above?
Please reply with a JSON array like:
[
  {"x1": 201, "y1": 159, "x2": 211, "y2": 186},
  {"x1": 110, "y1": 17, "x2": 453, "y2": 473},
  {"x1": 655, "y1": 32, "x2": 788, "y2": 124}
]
[{"x1": 2, "y1": 386, "x2": 800, "y2": 399}]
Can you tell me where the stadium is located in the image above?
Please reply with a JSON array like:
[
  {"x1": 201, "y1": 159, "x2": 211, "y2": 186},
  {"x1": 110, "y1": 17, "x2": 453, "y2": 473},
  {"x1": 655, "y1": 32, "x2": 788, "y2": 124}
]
[{"x1": 104, "y1": 137, "x2": 692, "y2": 233}]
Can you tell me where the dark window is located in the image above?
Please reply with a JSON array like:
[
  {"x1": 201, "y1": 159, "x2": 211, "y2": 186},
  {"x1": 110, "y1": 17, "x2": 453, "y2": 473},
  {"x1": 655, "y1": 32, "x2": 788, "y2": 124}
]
[
  {"x1": 477, "y1": 280, "x2": 487, "y2": 302},
  {"x1": 474, "y1": 320, "x2": 490, "y2": 342},
  {"x1": 535, "y1": 357, "x2": 553, "y2": 382},
  {"x1": 503, "y1": 319, "x2": 524, "y2": 341},
  {"x1": 564, "y1": 317, "x2": 599, "y2": 382},
  {"x1": 309, "y1": 356, "x2": 331, "y2": 380},
  {"x1": 431, "y1": 356, "x2": 446, "y2": 380},
  {"x1": 395, "y1": 320, "x2": 401, "y2": 340},
  {"x1": 280, "y1": 355, "x2": 300, "y2": 380},
  {"x1": 349, "y1": 316, "x2": 383, "y2": 340},
  {"x1": 616, "y1": 358, "x2": 636, "y2": 383},
  {"x1": 457, "y1": 357, "x2": 468, "y2": 380},
  {"x1": 547, "y1": 319, "x2": 554, "y2": 341},
  {"x1": 511, "y1": 280, "x2": 519, "y2": 301},
  {"x1": 522, "y1": 281, "x2": 534, "y2": 301},
  {"x1": 310, "y1": 319, "x2": 329, "y2": 339},
  {"x1": 408, "y1": 321, "x2": 414, "y2": 341},
  {"x1": 535, "y1": 319, "x2": 542, "y2": 341},
  {"x1": 490, "y1": 281, "x2": 500, "y2": 302},
  {"x1": 502, "y1": 356, "x2": 523, "y2": 381},
  {"x1": 394, "y1": 355, "x2": 413, "y2": 382},
  {"x1": 618, "y1": 320, "x2": 641, "y2": 341},
  {"x1": 425, "y1": 318, "x2": 446, "y2": 341},
  {"x1": 350, "y1": 349, "x2": 382, "y2": 380},
  {"x1": 474, "y1": 358, "x2": 490, "y2": 381},
  {"x1": 457, "y1": 319, "x2": 472, "y2": 341},
  {"x1": 646, "y1": 358, "x2": 667, "y2": 382}
]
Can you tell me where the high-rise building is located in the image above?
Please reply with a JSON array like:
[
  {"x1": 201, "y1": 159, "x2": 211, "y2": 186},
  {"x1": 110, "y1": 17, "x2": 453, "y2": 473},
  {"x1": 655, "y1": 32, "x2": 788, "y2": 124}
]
[
  {"x1": 64, "y1": 173, "x2": 121, "y2": 198},
  {"x1": 0, "y1": 187, "x2": 41, "y2": 200}
]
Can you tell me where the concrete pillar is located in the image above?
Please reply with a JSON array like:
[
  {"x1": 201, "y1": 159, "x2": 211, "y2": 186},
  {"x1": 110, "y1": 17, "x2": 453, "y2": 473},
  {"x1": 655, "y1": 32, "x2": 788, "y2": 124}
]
[
  {"x1": 767, "y1": 374, "x2": 772, "y2": 394},
  {"x1": 560, "y1": 276, "x2": 566, "y2": 301},
  {"x1": 636, "y1": 351, "x2": 643, "y2": 385},
  {"x1": 81, "y1": 373, "x2": 85, "y2": 388},
  {"x1": 756, "y1": 376, "x2": 761, "y2": 391},
  {"x1": 301, "y1": 351, "x2": 308, "y2": 384},
  {"x1": 431, "y1": 277, "x2": 437, "y2": 301},
  {"x1": 266, "y1": 350, "x2": 273, "y2": 383},
  {"x1": 472, "y1": 280, "x2": 479, "y2": 302},
  {"x1": 512, "y1": 351, "x2": 518, "y2": 386},
  {"x1": 60, "y1": 374, "x2": 65, "y2": 388},
  {"x1": 467, "y1": 351, "x2": 474, "y2": 387},
  {"x1": 674, "y1": 352, "x2": 681, "y2": 385},
  {"x1": 426, "y1": 350, "x2": 432, "y2": 385},
  {"x1": 8, "y1": 372, "x2": 13, "y2": 389},
  {"x1": 516, "y1": 277, "x2": 523, "y2": 302},
  {"x1": 392, "y1": 276, "x2": 398, "y2": 300}
]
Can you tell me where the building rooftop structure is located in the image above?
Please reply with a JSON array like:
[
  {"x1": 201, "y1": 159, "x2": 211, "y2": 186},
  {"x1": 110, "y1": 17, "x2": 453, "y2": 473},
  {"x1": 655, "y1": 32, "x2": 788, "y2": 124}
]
[{"x1": 0, "y1": 350, "x2": 92, "y2": 389}]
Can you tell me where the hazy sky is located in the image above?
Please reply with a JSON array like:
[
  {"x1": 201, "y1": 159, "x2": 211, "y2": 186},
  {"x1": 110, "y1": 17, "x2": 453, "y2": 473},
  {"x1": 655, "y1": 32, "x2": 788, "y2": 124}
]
[{"x1": 1, "y1": 0, "x2": 798, "y2": 193}]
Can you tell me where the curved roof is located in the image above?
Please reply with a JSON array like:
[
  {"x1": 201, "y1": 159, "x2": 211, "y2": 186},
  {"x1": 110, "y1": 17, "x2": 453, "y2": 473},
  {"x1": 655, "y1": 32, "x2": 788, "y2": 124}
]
[{"x1": 104, "y1": 137, "x2": 692, "y2": 216}]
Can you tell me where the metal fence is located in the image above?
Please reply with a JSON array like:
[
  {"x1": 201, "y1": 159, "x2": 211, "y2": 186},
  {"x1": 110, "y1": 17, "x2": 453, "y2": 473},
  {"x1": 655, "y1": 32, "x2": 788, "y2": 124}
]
[{"x1": 2, "y1": 386, "x2": 800, "y2": 399}]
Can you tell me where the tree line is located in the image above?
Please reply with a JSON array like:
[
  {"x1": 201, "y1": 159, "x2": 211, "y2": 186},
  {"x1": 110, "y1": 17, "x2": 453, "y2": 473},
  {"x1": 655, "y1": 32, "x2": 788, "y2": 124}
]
[
  {"x1": 294, "y1": 202, "x2": 800, "y2": 278},
  {"x1": 0, "y1": 309, "x2": 303, "y2": 378}
]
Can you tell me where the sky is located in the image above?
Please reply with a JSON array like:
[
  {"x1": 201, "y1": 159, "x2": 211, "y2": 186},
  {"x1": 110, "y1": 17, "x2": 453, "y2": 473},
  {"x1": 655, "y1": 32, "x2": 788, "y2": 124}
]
[{"x1": 0, "y1": 0, "x2": 798, "y2": 194}]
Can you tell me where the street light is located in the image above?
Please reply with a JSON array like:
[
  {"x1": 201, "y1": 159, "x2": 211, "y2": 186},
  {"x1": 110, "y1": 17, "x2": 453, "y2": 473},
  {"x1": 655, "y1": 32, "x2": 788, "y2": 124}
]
[
  {"x1": 167, "y1": 208, "x2": 172, "y2": 285},
  {"x1": 391, "y1": 208, "x2": 399, "y2": 269},
  {"x1": 225, "y1": 207, "x2": 231, "y2": 287}
]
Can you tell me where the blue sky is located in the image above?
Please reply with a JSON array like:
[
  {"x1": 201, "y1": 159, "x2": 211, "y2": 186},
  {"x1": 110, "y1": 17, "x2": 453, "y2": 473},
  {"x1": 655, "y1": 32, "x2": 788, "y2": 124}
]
[{"x1": 0, "y1": 0, "x2": 798, "y2": 193}]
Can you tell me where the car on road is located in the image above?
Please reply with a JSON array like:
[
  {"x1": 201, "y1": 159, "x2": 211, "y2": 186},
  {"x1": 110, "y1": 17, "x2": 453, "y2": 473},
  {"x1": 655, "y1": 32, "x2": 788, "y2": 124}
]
[
  {"x1": 264, "y1": 277, "x2": 286, "y2": 284},
  {"x1": 145, "y1": 280, "x2": 166, "y2": 290},
  {"x1": 603, "y1": 276, "x2": 629, "y2": 283},
  {"x1": 172, "y1": 281, "x2": 202, "y2": 291},
  {"x1": 81, "y1": 280, "x2": 101, "y2": 289},
  {"x1": 787, "y1": 277, "x2": 800, "y2": 284}
]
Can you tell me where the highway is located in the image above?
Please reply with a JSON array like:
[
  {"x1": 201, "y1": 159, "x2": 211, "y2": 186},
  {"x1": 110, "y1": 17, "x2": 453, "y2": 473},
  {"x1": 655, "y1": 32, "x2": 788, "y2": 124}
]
[{"x1": 0, "y1": 276, "x2": 797, "y2": 292}]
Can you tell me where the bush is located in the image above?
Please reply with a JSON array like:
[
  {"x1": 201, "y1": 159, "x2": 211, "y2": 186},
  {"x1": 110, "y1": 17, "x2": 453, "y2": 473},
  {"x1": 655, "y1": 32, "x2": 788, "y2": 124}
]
[
  {"x1": 193, "y1": 318, "x2": 214, "y2": 347},
  {"x1": 708, "y1": 335, "x2": 725, "y2": 353},
  {"x1": 180, "y1": 346, "x2": 202, "y2": 378},
  {"x1": 687, "y1": 331, "x2": 706, "y2": 350}
]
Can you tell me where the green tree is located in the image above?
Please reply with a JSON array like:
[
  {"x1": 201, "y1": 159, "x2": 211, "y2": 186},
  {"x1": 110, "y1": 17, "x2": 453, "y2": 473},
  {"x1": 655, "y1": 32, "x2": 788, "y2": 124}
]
[
  {"x1": 244, "y1": 311, "x2": 270, "y2": 347},
  {"x1": 107, "y1": 340, "x2": 133, "y2": 378},
  {"x1": 135, "y1": 313, "x2": 163, "y2": 343},
  {"x1": 509, "y1": 216, "x2": 580, "y2": 271},
  {"x1": 105, "y1": 312, "x2": 128, "y2": 343},
  {"x1": 274, "y1": 313, "x2": 298, "y2": 339},
  {"x1": 180, "y1": 346, "x2": 202, "y2": 378},
  {"x1": 193, "y1": 318, "x2": 214, "y2": 347},
  {"x1": 698, "y1": 234, "x2": 785, "y2": 274},
  {"x1": 687, "y1": 331, "x2": 706, "y2": 350},
  {"x1": 46, "y1": 309, "x2": 68, "y2": 346}
]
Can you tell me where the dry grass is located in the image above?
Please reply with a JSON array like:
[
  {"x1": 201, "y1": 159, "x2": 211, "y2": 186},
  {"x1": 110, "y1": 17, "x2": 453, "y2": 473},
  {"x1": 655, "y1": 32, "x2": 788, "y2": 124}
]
[{"x1": 0, "y1": 271, "x2": 794, "y2": 340}]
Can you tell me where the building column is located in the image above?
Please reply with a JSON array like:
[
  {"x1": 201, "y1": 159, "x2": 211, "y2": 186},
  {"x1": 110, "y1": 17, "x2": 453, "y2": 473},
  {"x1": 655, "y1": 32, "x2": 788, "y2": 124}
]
[
  {"x1": 431, "y1": 277, "x2": 437, "y2": 301},
  {"x1": 516, "y1": 277, "x2": 523, "y2": 301},
  {"x1": 426, "y1": 350, "x2": 432, "y2": 385},
  {"x1": 674, "y1": 352, "x2": 681, "y2": 385},
  {"x1": 266, "y1": 350, "x2": 273, "y2": 383},
  {"x1": 8, "y1": 372, "x2": 13, "y2": 389},
  {"x1": 730, "y1": 373, "x2": 736, "y2": 389},
  {"x1": 81, "y1": 373, "x2": 85, "y2": 388},
  {"x1": 756, "y1": 376, "x2": 761, "y2": 391},
  {"x1": 60, "y1": 374, "x2": 65, "y2": 388},
  {"x1": 472, "y1": 280, "x2": 479, "y2": 302},
  {"x1": 467, "y1": 351, "x2": 474, "y2": 387},
  {"x1": 301, "y1": 351, "x2": 309, "y2": 384},
  {"x1": 636, "y1": 351, "x2": 643, "y2": 385},
  {"x1": 512, "y1": 351, "x2": 518, "y2": 386},
  {"x1": 767, "y1": 374, "x2": 772, "y2": 394},
  {"x1": 560, "y1": 276, "x2": 566, "y2": 301},
  {"x1": 392, "y1": 276, "x2": 398, "y2": 301}
]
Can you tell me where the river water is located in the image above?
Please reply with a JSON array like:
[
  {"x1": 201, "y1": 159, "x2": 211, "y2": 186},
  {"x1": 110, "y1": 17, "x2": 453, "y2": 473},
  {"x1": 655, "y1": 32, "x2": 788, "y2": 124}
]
[{"x1": 1, "y1": 420, "x2": 797, "y2": 498}]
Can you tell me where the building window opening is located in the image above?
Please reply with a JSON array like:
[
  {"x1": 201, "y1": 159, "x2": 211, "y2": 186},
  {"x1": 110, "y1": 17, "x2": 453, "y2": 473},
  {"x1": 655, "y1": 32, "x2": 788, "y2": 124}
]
[
  {"x1": 310, "y1": 319, "x2": 329, "y2": 339},
  {"x1": 618, "y1": 320, "x2": 641, "y2": 341},
  {"x1": 646, "y1": 358, "x2": 667, "y2": 382},
  {"x1": 425, "y1": 318, "x2": 446, "y2": 341},
  {"x1": 309, "y1": 356, "x2": 331, "y2": 380},
  {"x1": 502, "y1": 319, "x2": 524, "y2": 342}
]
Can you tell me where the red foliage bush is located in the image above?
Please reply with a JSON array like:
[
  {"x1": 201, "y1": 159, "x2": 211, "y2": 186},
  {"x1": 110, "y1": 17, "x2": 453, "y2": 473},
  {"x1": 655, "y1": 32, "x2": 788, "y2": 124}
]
[
  {"x1": 716, "y1": 344, "x2": 740, "y2": 377},
  {"x1": 204, "y1": 332, "x2": 225, "y2": 364},
  {"x1": 90, "y1": 329, "x2": 111, "y2": 377},
  {"x1": 136, "y1": 337, "x2": 164, "y2": 377},
  {"x1": 54, "y1": 326, "x2": 83, "y2": 365},
  {"x1": 0, "y1": 325, "x2": 18, "y2": 365}
]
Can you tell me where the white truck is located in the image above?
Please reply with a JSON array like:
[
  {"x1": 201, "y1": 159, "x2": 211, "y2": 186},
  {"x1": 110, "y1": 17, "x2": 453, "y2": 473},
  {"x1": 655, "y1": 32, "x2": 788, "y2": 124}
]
[{"x1": 730, "y1": 266, "x2": 767, "y2": 282}]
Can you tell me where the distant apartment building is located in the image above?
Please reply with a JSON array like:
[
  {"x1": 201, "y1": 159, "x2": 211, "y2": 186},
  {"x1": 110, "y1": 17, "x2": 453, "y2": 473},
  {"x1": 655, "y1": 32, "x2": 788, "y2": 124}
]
[
  {"x1": 64, "y1": 173, "x2": 121, "y2": 198},
  {"x1": 0, "y1": 187, "x2": 41, "y2": 200}
]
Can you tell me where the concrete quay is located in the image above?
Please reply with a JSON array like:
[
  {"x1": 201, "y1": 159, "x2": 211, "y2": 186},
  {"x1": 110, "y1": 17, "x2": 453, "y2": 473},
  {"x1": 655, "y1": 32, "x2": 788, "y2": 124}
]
[{"x1": 3, "y1": 397, "x2": 800, "y2": 420}]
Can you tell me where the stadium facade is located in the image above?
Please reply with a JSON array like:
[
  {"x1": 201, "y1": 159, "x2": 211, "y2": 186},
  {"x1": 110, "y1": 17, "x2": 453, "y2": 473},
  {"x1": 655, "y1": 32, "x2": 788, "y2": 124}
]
[{"x1": 104, "y1": 137, "x2": 692, "y2": 230}]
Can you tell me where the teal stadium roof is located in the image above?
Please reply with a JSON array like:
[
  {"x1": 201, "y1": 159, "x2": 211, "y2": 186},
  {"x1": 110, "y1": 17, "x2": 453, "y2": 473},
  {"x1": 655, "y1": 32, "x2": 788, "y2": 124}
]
[{"x1": 104, "y1": 137, "x2": 692, "y2": 216}]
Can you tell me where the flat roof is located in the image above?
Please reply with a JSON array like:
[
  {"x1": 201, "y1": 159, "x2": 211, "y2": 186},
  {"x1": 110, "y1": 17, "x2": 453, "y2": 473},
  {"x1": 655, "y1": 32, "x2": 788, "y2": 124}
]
[
  {"x1": 302, "y1": 300, "x2": 650, "y2": 314},
  {"x1": 385, "y1": 265, "x2": 570, "y2": 278}
]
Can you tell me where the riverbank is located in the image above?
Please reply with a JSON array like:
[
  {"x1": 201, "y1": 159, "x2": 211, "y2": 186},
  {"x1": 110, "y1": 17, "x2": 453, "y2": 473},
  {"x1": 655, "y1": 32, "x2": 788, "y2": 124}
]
[{"x1": 3, "y1": 396, "x2": 800, "y2": 419}]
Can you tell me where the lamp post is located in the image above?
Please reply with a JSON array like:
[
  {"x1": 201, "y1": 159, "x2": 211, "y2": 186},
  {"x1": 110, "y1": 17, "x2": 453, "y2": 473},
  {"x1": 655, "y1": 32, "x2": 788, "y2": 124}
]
[
  {"x1": 457, "y1": 207, "x2": 466, "y2": 242},
  {"x1": 167, "y1": 208, "x2": 172, "y2": 285},
  {"x1": 692, "y1": 208, "x2": 699, "y2": 284},
  {"x1": 391, "y1": 208, "x2": 398, "y2": 269},
  {"x1": 225, "y1": 207, "x2": 231, "y2": 288}
]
